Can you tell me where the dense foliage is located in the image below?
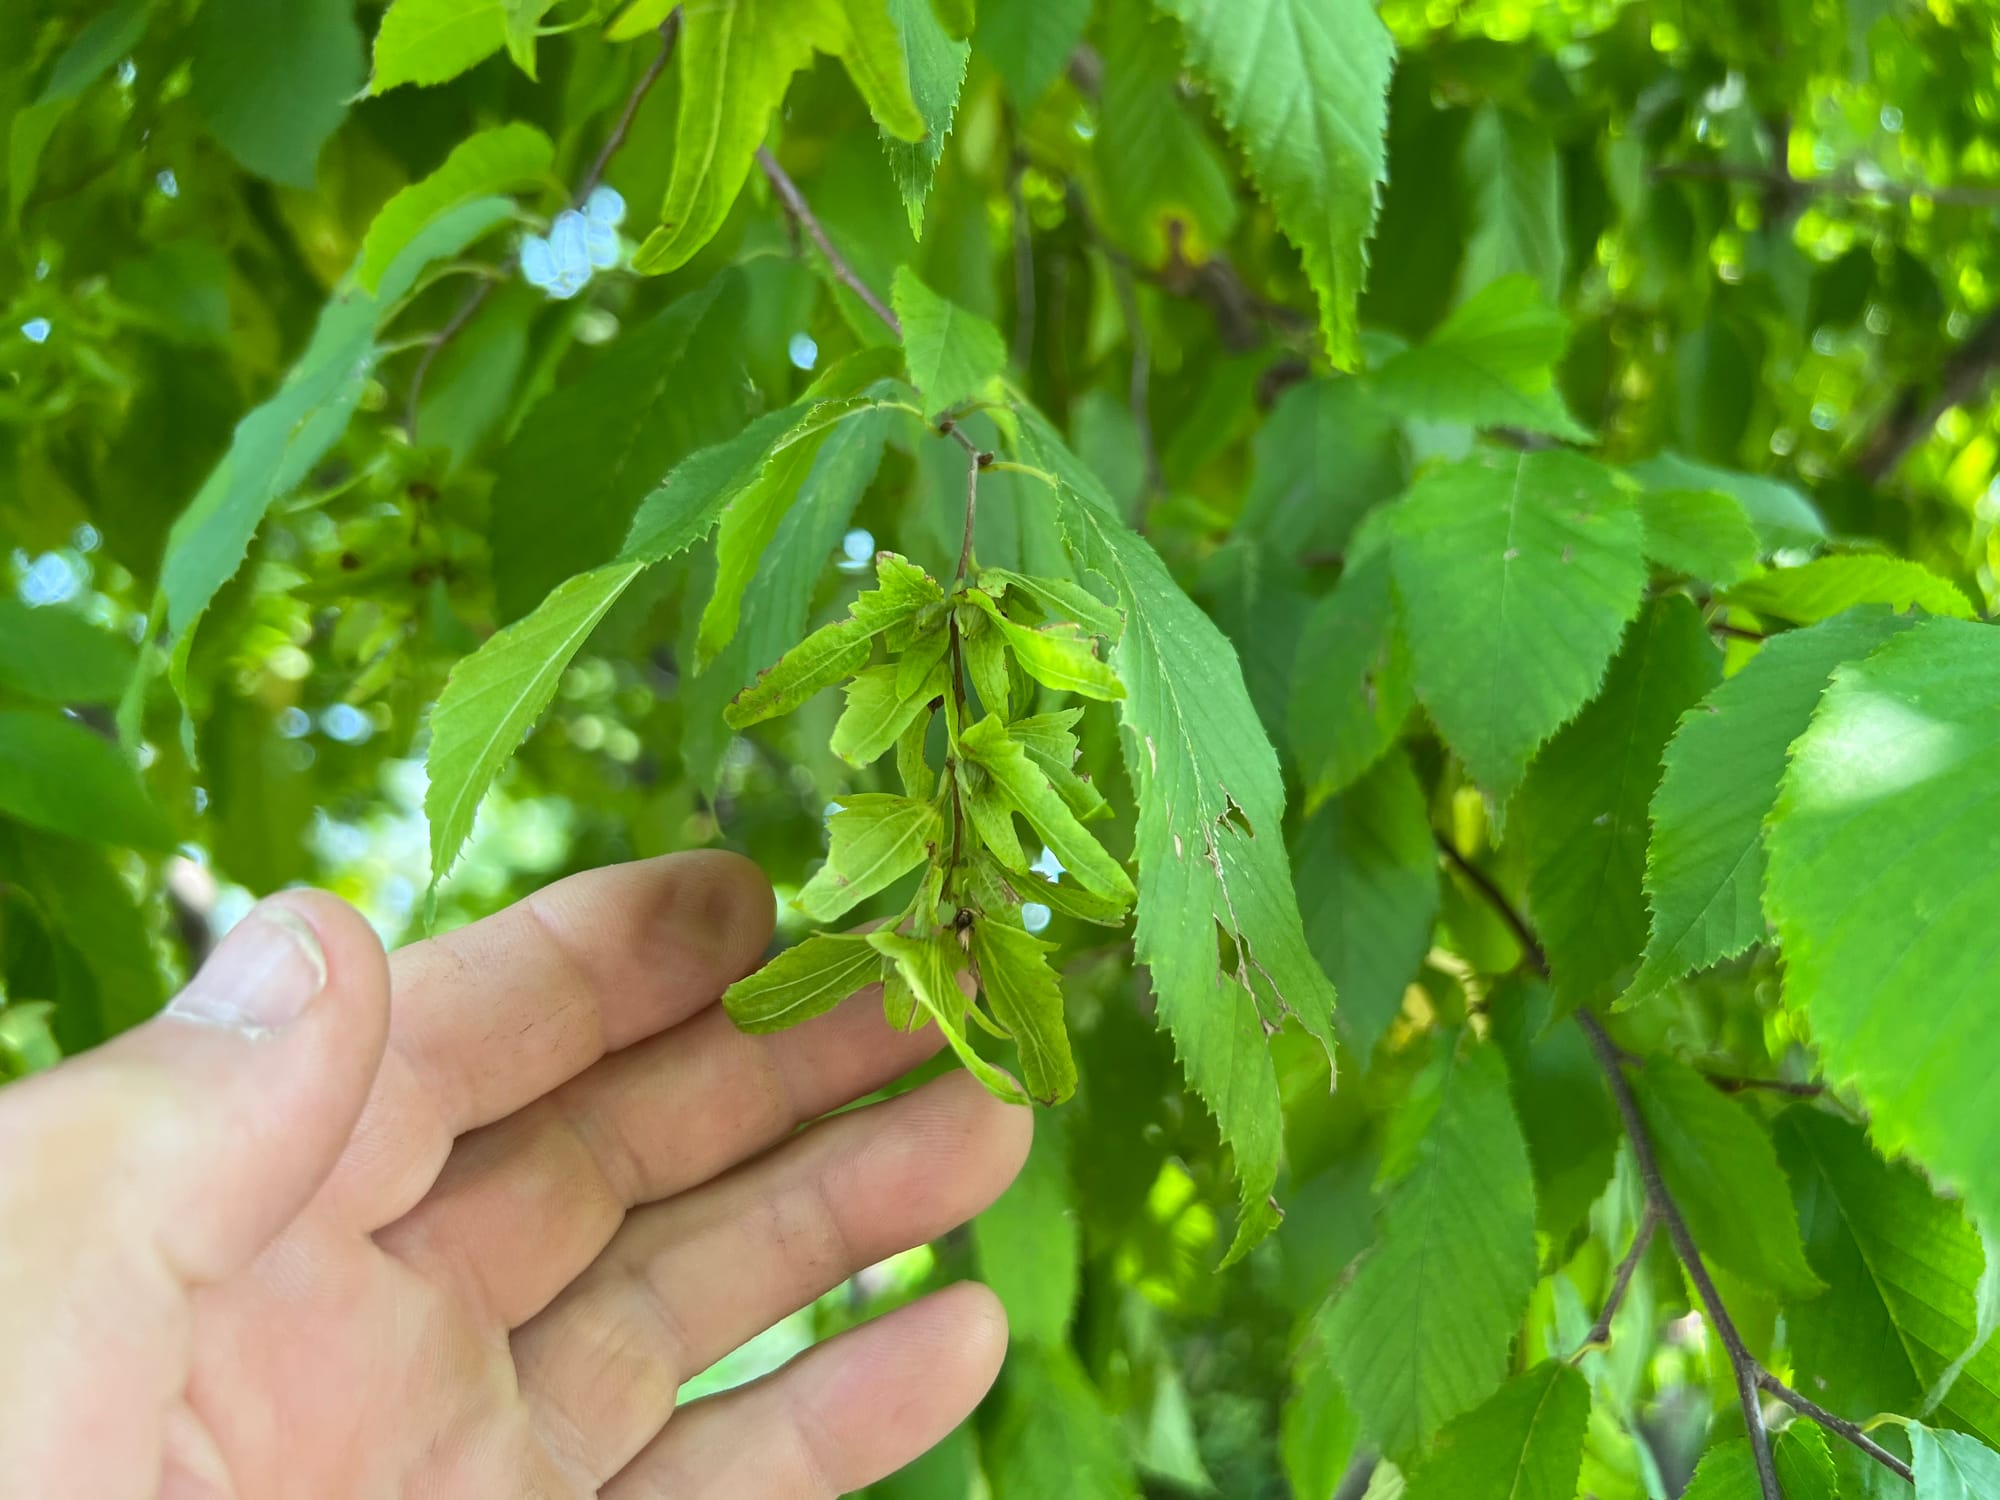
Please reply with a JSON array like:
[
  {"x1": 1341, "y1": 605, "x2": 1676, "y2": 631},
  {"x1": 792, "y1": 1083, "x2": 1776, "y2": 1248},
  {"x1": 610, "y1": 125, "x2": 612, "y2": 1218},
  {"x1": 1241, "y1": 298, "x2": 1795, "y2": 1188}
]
[{"x1": 6, "y1": 0, "x2": 2000, "y2": 1494}]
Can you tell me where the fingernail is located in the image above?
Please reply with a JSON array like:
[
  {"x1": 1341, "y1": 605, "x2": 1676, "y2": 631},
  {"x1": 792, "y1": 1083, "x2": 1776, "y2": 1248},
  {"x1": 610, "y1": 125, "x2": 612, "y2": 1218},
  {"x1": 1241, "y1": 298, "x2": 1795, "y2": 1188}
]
[{"x1": 166, "y1": 900, "x2": 327, "y2": 1036}]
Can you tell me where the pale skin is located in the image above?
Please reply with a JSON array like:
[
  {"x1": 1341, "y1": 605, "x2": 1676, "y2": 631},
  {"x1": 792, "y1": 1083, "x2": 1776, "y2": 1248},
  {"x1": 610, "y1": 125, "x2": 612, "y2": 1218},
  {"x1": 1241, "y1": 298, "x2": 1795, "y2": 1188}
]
[{"x1": 0, "y1": 851, "x2": 1031, "y2": 1497}]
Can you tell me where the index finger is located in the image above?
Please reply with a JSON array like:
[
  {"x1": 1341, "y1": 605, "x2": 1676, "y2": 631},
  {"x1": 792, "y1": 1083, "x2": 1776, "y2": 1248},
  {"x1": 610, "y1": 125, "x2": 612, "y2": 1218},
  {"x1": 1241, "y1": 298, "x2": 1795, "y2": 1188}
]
[{"x1": 326, "y1": 851, "x2": 775, "y2": 1230}]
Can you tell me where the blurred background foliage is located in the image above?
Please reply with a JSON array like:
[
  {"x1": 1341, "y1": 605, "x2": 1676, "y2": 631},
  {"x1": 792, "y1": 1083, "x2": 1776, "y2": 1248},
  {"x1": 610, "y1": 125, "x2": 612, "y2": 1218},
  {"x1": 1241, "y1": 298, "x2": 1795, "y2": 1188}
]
[{"x1": 4, "y1": 0, "x2": 2000, "y2": 1494}]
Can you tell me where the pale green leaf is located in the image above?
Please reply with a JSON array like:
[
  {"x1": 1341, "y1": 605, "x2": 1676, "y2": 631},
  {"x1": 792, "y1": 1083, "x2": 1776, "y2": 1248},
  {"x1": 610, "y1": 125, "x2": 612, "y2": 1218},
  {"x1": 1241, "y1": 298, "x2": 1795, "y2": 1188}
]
[
  {"x1": 973, "y1": 1117, "x2": 1080, "y2": 1341},
  {"x1": 1637, "y1": 488, "x2": 1763, "y2": 586},
  {"x1": 722, "y1": 932, "x2": 884, "y2": 1032},
  {"x1": 359, "y1": 123, "x2": 553, "y2": 292},
  {"x1": 0, "y1": 601, "x2": 135, "y2": 705},
  {"x1": 978, "y1": 568, "x2": 1124, "y2": 641},
  {"x1": 0, "y1": 709, "x2": 174, "y2": 852},
  {"x1": 1388, "y1": 448, "x2": 1648, "y2": 802},
  {"x1": 868, "y1": 927, "x2": 1028, "y2": 1102},
  {"x1": 1016, "y1": 408, "x2": 1333, "y2": 1260},
  {"x1": 1777, "y1": 1107, "x2": 2000, "y2": 1440},
  {"x1": 1722, "y1": 554, "x2": 1976, "y2": 624},
  {"x1": 1632, "y1": 1057, "x2": 1824, "y2": 1298},
  {"x1": 1289, "y1": 513, "x2": 1413, "y2": 810},
  {"x1": 1631, "y1": 607, "x2": 1914, "y2": 1000},
  {"x1": 1766, "y1": 618, "x2": 2000, "y2": 1239},
  {"x1": 1293, "y1": 750, "x2": 1438, "y2": 1060},
  {"x1": 1368, "y1": 276, "x2": 1591, "y2": 440},
  {"x1": 892, "y1": 266, "x2": 1006, "y2": 413},
  {"x1": 832, "y1": 0, "x2": 928, "y2": 141},
  {"x1": 1320, "y1": 1036, "x2": 1539, "y2": 1462},
  {"x1": 191, "y1": 0, "x2": 363, "y2": 187},
  {"x1": 1912, "y1": 1426, "x2": 2000, "y2": 1499},
  {"x1": 880, "y1": 0, "x2": 967, "y2": 234},
  {"x1": 965, "y1": 592, "x2": 1123, "y2": 700},
  {"x1": 833, "y1": 661, "x2": 947, "y2": 766},
  {"x1": 960, "y1": 715, "x2": 1133, "y2": 903},
  {"x1": 501, "y1": 0, "x2": 554, "y2": 75},
  {"x1": 972, "y1": 919, "x2": 1075, "y2": 1102},
  {"x1": 1520, "y1": 597, "x2": 1720, "y2": 1017},
  {"x1": 1458, "y1": 107, "x2": 1565, "y2": 303},
  {"x1": 1155, "y1": 0, "x2": 1394, "y2": 367},
  {"x1": 606, "y1": 0, "x2": 679, "y2": 40},
  {"x1": 973, "y1": 0, "x2": 1090, "y2": 108},
  {"x1": 369, "y1": 0, "x2": 507, "y2": 92},
  {"x1": 799, "y1": 794, "x2": 942, "y2": 920},
  {"x1": 425, "y1": 563, "x2": 642, "y2": 892},
  {"x1": 1403, "y1": 1361, "x2": 1590, "y2": 1500},
  {"x1": 1627, "y1": 451, "x2": 1828, "y2": 552}
]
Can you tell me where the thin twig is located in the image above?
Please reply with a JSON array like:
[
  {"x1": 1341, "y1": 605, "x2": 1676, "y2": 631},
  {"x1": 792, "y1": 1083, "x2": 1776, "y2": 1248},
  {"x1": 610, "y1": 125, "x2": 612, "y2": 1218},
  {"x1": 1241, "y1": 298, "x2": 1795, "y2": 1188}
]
[
  {"x1": 1706, "y1": 1074, "x2": 1825, "y2": 1098},
  {"x1": 954, "y1": 439, "x2": 982, "y2": 587},
  {"x1": 1433, "y1": 835, "x2": 1549, "y2": 979},
  {"x1": 404, "y1": 15, "x2": 681, "y2": 440},
  {"x1": 757, "y1": 147, "x2": 901, "y2": 338},
  {"x1": 1573, "y1": 1208, "x2": 1660, "y2": 1361},
  {"x1": 1710, "y1": 620, "x2": 1769, "y2": 643},
  {"x1": 1577, "y1": 1009, "x2": 1783, "y2": 1500},
  {"x1": 1759, "y1": 1374, "x2": 1915, "y2": 1483}
]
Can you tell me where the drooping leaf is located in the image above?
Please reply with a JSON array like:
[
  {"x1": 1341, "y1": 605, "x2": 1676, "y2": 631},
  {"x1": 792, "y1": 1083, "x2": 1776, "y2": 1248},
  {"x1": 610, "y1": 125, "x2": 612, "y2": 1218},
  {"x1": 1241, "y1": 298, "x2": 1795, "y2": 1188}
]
[
  {"x1": 1631, "y1": 1057, "x2": 1824, "y2": 1299},
  {"x1": 1631, "y1": 607, "x2": 1914, "y2": 1000},
  {"x1": 1155, "y1": 0, "x2": 1395, "y2": 367},
  {"x1": 1637, "y1": 488, "x2": 1763, "y2": 586},
  {"x1": 358, "y1": 123, "x2": 554, "y2": 292},
  {"x1": 1292, "y1": 750, "x2": 1438, "y2": 1060},
  {"x1": 1388, "y1": 447, "x2": 1648, "y2": 803},
  {"x1": 191, "y1": 0, "x2": 363, "y2": 187},
  {"x1": 978, "y1": 568, "x2": 1124, "y2": 642},
  {"x1": 892, "y1": 267, "x2": 1006, "y2": 413},
  {"x1": 959, "y1": 715, "x2": 1133, "y2": 904},
  {"x1": 971, "y1": 919, "x2": 1075, "y2": 1103},
  {"x1": 1319, "y1": 1035, "x2": 1539, "y2": 1462},
  {"x1": 1519, "y1": 596, "x2": 1720, "y2": 1017},
  {"x1": 0, "y1": 601, "x2": 136, "y2": 705},
  {"x1": 0, "y1": 710, "x2": 174, "y2": 852},
  {"x1": 1402, "y1": 1361, "x2": 1590, "y2": 1500},
  {"x1": 798, "y1": 793, "x2": 943, "y2": 920},
  {"x1": 964, "y1": 592, "x2": 1123, "y2": 700},
  {"x1": 831, "y1": 0, "x2": 929, "y2": 141},
  {"x1": 1911, "y1": 1426, "x2": 2000, "y2": 1499},
  {"x1": 1626, "y1": 451, "x2": 1829, "y2": 552},
  {"x1": 1776, "y1": 1107, "x2": 2000, "y2": 1440},
  {"x1": 880, "y1": 0, "x2": 968, "y2": 236},
  {"x1": 1016, "y1": 408, "x2": 1334, "y2": 1260},
  {"x1": 832, "y1": 660, "x2": 947, "y2": 766},
  {"x1": 1721, "y1": 554, "x2": 1976, "y2": 624},
  {"x1": 491, "y1": 275, "x2": 751, "y2": 620},
  {"x1": 1368, "y1": 275, "x2": 1590, "y2": 440},
  {"x1": 1457, "y1": 107, "x2": 1566, "y2": 303},
  {"x1": 501, "y1": 0, "x2": 555, "y2": 76},
  {"x1": 722, "y1": 932, "x2": 884, "y2": 1032},
  {"x1": 369, "y1": 0, "x2": 509, "y2": 92},
  {"x1": 973, "y1": 1116, "x2": 1080, "y2": 1340},
  {"x1": 1766, "y1": 618, "x2": 2000, "y2": 1238},
  {"x1": 868, "y1": 927, "x2": 1027, "y2": 1102}
]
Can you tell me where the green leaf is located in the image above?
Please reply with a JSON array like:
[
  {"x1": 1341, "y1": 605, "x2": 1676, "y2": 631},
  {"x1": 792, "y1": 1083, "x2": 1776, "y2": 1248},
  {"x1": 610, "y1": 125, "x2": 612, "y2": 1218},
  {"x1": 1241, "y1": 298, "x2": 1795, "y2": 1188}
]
[
  {"x1": 369, "y1": 0, "x2": 508, "y2": 92},
  {"x1": 1631, "y1": 1057, "x2": 1824, "y2": 1298},
  {"x1": 1912, "y1": 1426, "x2": 2000, "y2": 1499},
  {"x1": 1682, "y1": 1425, "x2": 1839, "y2": 1500},
  {"x1": 831, "y1": 0, "x2": 929, "y2": 141},
  {"x1": 493, "y1": 276, "x2": 751, "y2": 620},
  {"x1": 8, "y1": 0, "x2": 152, "y2": 225},
  {"x1": 1721, "y1": 554, "x2": 1976, "y2": 624},
  {"x1": 1489, "y1": 976, "x2": 1619, "y2": 1243},
  {"x1": 985, "y1": 1345, "x2": 1140, "y2": 1500},
  {"x1": 1282, "y1": 1353, "x2": 1359, "y2": 1500},
  {"x1": 1519, "y1": 597, "x2": 1720, "y2": 1017},
  {"x1": 973, "y1": 0, "x2": 1091, "y2": 108},
  {"x1": 1457, "y1": 107, "x2": 1566, "y2": 303},
  {"x1": 1288, "y1": 514, "x2": 1414, "y2": 810},
  {"x1": 1368, "y1": 276, "x2": 1591, "y2": 440},
  {"x1": 868, "y1": 927, "x2": 1028, "y2": 1102},
  {"x1": 930, "y1": 0, "x2": 974, "y2": 37},
  {"x1": 1776, "y1": 1107, "x2": 2000, "y2": 1439},
  {"x1": 605, "y1": 0, "x2": 678, "y2": 40},
  {"x1": 1402, "y1": 1361, "x2": 1590, "y2": 1500},
  {"x1": 1388, "y1": 448, "x2": 1648, "y2": 803},
  {"x1": 892, "y1": 267, "x2": 1006, "y2": 413},
  {"x1": 1631, "y1": 607, "x2": 1914, "y2": 1000},
  {"x1": 1155, "y1": 0, "x2": 1394, "y2": 368},
  {"x1": 832, "y1": 661, "x2": 947, "y2": 766},
  {"x1": 880, "y1": 0, "x2": 968, "y2": 236},
  {"x1": 799, "y1": 794, "x2": 942, "y2": 920},
  {"x1": 0, "y1": 822, "x2": 165, "y2": 1045},
  {"x1": 631, "y1": 0, "x2": 836, "y2": 274},
  {"x1": 972, "y1": 918, "x2": 1075, "y2": 1103},
  {"x1": 1627, "y1": 452, "x2": 1828, "y2": 552},
  {"x1": 190, "y1": 0, "x2": 363, "y2": 187},
  {"x1": 162, "y1": 196, "x2": 512, "y2": 649},
  {"x1": 978, "y1": 568, "x2": 1124, "y2": 642},
  {"x1": 964, "y1": 592, "x2": 1123, "y2": 700},
  {"x1": 1292, "y1": 750, "x2": 1438, "y2": 1060},
  {"x1": 0, "y1": 601, "x2": 136, "y2": 705},
  {"x1": 1765, "y1": 618, "x2": 2000, "y2": 1240},
  {"x1": 1319, "y1": 1036, "x2": 1538, "y2": 1462},
  {"x1": 1017, "y1": 408, "x2": 1334, "y2": 1260},
  {"x1": 973, "y1": 1117, "x2": 1079, "y2": 1339},
  {"x1": 0, "y1": 709, "x2": 173, "y2": 852},
  {"x1": 623, "y1": 405, "x2": 813, "y2": 566},
  {"x1": 358, "y1": 123, "x2": 553, "y2": 292},
  {"x1": 501, "y1": 0, "x2": 555, "y2": 75},
  {"x1": 960, "y1": 715, "x2": 1133, "y2": 903},
  {"x1": 425, "y1": 563, "x2": 642, "y2": 893},
  {"x1": 1637, "y1": 488, "x2": 1763, "y2": 586},
  {"x1": 722, "y1": 932, "x2": 884, "y2": 1032}
]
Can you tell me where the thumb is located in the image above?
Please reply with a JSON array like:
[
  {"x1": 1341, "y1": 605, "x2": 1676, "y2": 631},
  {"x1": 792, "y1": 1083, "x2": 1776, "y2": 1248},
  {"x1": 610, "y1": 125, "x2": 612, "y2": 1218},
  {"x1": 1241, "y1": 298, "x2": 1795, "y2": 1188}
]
[{"x1": 0, "y1": 890, "x2": 389, "y2": 1494}]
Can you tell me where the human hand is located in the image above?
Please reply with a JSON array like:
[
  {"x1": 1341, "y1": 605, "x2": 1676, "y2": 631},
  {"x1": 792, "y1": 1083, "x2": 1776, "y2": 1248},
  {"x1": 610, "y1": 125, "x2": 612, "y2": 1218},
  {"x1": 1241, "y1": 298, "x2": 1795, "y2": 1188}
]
[{"x1": 0, "y1": 851, "x2": 1030, "y2": 1497}]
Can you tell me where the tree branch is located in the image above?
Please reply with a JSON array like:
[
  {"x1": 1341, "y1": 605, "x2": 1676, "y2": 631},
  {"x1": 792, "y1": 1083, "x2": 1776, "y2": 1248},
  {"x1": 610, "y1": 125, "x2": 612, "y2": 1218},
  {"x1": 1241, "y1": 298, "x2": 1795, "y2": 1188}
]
[
  {"x1": 757, "y1": 146, "x2": 901, "y2": 338},
  {"x1": 1435, "y1": 833, "x2": 1912, "y2": 1491},
  {"x1": 1573, "y1": 1207, "x2": 1659, "y2": 1361}
]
